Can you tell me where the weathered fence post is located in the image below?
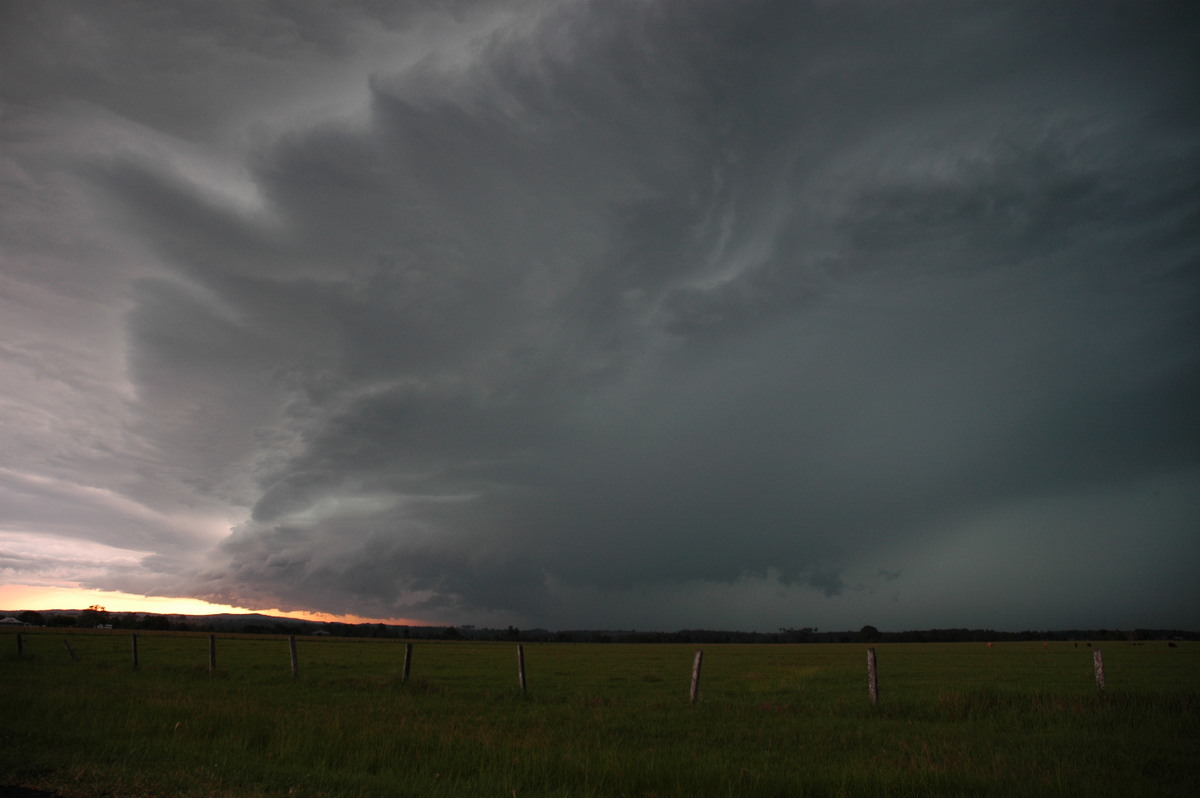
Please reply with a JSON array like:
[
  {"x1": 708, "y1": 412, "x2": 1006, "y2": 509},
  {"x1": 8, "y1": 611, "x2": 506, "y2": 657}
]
[
  {"x1": 1093, "y1": 649, "x2": 1105, "y2": 691},
  {"x1": 62, "y1": 639, "x2": 79, "y2": 662},
  {"x1": 867, "y1": 647, "x2": 879, "y2": 705},
  {"x1": 208, "y1": 634, "x2": 217, "y2": 673},
  {"x1": 289, "y1": 636, "x2": 299, "y2": 677},
  {"x1": 690, "y1": 650, "x2": 704, "y2": 704},
  {"x1": 131, "y1": 633, "x2": 139, "y2": 669},
  {"x1": 401, "y1": 642, "x2": 413, "y2": 684},
  {"x1": 16, "y1": 633, "x2": 22, "y2": 657},
  {"x1": 517, "y1": 644, "x2": 527, "y2": 695}
]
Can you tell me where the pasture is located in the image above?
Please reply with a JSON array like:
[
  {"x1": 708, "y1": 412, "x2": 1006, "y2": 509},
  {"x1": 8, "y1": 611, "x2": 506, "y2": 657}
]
[{"x1": 2, "y1": 629, "x2": 1197, "y2": 796}]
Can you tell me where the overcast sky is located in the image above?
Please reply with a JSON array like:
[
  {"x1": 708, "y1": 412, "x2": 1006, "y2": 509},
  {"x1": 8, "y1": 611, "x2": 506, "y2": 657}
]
[{"x1": 2, "y1": 1, "x2": 1198, "y2": 632}]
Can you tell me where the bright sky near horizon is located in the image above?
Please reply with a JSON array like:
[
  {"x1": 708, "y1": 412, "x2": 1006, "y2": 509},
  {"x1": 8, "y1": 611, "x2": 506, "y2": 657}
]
[
  {"x1": 0, "y1": 583, "x2": 418, "y2": 625},
  {"x1": 2, "y1": 1, "x2": 1198, "y2": 633}
]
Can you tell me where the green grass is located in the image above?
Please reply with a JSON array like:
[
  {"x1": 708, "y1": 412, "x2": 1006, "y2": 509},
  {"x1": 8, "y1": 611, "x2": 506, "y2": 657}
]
[{"x1": 2, "y1": 630, "x2": 1197, "y2": 796}]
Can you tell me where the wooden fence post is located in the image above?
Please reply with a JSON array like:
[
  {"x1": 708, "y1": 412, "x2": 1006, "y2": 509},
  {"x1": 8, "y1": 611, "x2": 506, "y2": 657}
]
[
  {"x1": 867, "y1": 647, "x2": 879, "y2": 705},
  {"x1": 131, "y1": 633, "x2": 139, "y2": 669},
  {"x1": 1093, "y1": 649, "x2": 1105, "y2": 691},
  {"x1": 289, "y1": 636, "x2": 299, "y2": 677},
  {"x1": 402, "y1": 642, "x2": 413, "y2": 684},
  {"x1": 517, "y1": 644, "x2": 527, "y2": 695},
  {"x1": 209, "y1": 635, "x2": 217, "y2": 673},
  {"x1": 690, "y1": 650, "x2": 703, "y2": 704},
  {"x1": 62, "y1": 639, "x2": 79, "y2": 662}
]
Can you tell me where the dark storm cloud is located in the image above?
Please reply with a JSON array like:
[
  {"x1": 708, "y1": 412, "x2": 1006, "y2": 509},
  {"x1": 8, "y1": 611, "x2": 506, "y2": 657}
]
[{"x1": 2, "y1": 1, "x2": 1198, "y2": 630}]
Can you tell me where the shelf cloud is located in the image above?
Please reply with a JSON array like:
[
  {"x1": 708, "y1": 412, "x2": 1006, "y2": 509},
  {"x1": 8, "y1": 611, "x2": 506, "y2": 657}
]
[{"x1": 2, "y1": 1, "x2": 1197, "y2": 631}]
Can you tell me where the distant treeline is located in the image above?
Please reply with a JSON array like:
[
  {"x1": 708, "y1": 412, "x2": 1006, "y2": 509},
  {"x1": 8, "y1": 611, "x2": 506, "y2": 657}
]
[{"x1": 9, "y1": 610, "x2": 1195, "y2": 644}]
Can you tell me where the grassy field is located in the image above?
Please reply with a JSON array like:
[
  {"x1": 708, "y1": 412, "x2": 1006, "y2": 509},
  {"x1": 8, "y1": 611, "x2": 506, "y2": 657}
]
[{"x1": 2, "y1": 629, "x2": 1197, "y2": 797}]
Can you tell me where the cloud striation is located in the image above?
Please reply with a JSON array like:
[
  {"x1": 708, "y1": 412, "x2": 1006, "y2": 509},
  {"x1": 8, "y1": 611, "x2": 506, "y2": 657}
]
[{"x1": 2, "y1": 1, "x2": 1198, "y2": 631}]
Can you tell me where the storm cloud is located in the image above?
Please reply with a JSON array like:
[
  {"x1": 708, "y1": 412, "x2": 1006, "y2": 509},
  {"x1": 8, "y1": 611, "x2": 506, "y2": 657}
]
[{"x1": 2, "y1": 0, "x2": 1198, "y2": 631}]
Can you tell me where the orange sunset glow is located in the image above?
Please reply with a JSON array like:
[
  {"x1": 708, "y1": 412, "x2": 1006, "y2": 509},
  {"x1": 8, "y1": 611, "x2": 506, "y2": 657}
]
[{"x1": 0, "y1": 583, "x2": 425, "y2": 626}]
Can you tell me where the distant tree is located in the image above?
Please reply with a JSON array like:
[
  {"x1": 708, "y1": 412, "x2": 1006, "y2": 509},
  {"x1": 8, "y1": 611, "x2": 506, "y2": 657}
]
[
  {"x1": 77, "y1": 605, "x2": 110, "y2": 628},
  {"x1": 17, "y1": 610, "x2": 44, "y2": 626},
  {"x1": 780, "y1": 627, "x2": 815, "y2": 642},
  {"x1": 137, "y1": 614, "x2": 172, "y2": 631},
  {"x1": 859, "y1": 625, "x2": 882, "y2": 643}
]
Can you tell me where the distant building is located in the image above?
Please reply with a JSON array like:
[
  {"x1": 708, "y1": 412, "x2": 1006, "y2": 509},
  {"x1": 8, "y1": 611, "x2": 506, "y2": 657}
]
[{"x1": 1, "y1": 617, "x2": 31, "y2": 626}]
